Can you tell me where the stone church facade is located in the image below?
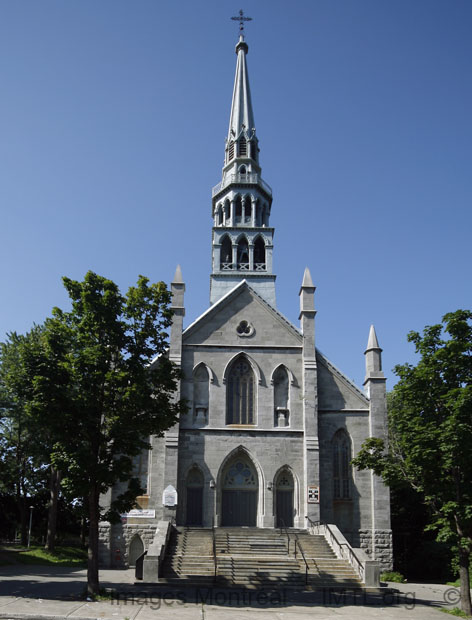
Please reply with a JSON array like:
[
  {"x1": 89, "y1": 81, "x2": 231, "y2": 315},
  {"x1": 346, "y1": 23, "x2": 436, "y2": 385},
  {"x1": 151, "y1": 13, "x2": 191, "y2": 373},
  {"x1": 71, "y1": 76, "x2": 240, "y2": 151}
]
[{"x1": 99, "y1": 33, "x2": 392, "y2": 571}]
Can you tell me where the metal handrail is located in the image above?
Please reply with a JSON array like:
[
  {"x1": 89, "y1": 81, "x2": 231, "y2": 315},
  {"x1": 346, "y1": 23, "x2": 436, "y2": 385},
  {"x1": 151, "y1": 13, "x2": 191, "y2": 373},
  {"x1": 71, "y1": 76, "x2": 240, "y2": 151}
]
[
  {"x1": 278, "y1": 519, "x2": 290, "y2": 554},
  {"x1": 305, "y1": 516, "x2": 322, "y2": 532},
  {"x1": 294, "y1": 536, "x2": 309, "y2": 585},
  {"x1": 305, "y1": 516, "x2": 365, "y2": 580},
  {"x1": 211, "y1": 518, "x2": 217, "y2": 583}
]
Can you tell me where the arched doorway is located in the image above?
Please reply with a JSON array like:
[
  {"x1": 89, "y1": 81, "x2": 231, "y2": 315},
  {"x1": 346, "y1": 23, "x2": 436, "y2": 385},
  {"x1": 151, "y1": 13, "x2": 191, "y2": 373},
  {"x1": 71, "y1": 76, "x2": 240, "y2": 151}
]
[
  {"x1": 186, "y1": 467, "x2": 204, "y2": 526},
  {"x1": 128, "y1": 534, "x2": 144, "y2": 567},
  {"x1": 275, "y1": 469, "x2": 294, "y2": 528},
  {"x1": 221, "y1": 456, "x2": 258, "y2": 526}
]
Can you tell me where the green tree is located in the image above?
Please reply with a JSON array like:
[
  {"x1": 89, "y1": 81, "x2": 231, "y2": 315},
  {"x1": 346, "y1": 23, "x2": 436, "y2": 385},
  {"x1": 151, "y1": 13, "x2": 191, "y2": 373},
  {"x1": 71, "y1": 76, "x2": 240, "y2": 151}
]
[
  {"x1": 0, "y1": 327, "x2": 48, "y2": 545},
  {"x1": 352, "y1": 310, "x2": 472, "y2": 615},
  {"x1": 42, "y1": 271, "x2": 183, "y2": 595}
]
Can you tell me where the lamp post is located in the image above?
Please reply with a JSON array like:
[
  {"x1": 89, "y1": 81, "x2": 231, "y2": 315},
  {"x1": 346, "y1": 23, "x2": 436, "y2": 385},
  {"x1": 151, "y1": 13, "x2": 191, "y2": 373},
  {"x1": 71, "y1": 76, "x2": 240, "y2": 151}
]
[{"x1": 27, "y1": 506, "x2": 33, "y2": 548}]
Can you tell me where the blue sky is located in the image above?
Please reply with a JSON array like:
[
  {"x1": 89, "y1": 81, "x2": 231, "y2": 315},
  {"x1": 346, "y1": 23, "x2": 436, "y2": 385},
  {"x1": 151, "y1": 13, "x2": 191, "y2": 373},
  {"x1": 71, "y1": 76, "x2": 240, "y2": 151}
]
[{"x1": 1, "y1": 0, "x2": 470, "y2": 389}]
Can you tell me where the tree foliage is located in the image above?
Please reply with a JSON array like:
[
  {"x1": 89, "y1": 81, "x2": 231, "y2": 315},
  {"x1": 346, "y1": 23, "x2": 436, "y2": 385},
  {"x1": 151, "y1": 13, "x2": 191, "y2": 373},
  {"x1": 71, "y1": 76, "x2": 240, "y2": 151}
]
[
  {"x1": 352, "y1": 310, "x2": 472, "y2": 614},
  {"x1": 1, "y1": 271, "x2": 184, "y2": 594},
  {"x1": 0, "y1": 327, "x2": 49, "y2": 544},
  {"x1": 40, "y1": 271, "x2": 184, "y2": 594}
]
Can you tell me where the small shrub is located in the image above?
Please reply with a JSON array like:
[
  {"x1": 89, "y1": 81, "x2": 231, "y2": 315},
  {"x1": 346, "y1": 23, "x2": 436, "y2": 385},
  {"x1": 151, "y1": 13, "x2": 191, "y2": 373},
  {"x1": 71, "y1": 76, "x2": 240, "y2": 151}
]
[{"x1": 381, "y1": 571, "x2": 406, "y2": 583}]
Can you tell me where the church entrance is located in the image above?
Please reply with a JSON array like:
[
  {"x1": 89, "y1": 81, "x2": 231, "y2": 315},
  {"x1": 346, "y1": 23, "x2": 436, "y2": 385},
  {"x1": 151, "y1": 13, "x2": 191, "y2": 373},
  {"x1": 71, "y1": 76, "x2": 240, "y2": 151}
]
[
  {"x1": 275, "y1": 469, "x2": 294, "y2": 528},
  {"x1": 221, "y1": 457, "x2": 258, "y2": 526},
  {"x1": 186, "y1": 468, "x2": 204, "y2": 526}
]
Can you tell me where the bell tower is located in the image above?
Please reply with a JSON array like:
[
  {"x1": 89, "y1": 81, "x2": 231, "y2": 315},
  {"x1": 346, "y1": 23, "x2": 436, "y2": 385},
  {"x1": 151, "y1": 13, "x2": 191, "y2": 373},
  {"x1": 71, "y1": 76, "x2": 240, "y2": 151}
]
[{"x1": 210, "y1": 33, "x2": 276, "y2": 307}]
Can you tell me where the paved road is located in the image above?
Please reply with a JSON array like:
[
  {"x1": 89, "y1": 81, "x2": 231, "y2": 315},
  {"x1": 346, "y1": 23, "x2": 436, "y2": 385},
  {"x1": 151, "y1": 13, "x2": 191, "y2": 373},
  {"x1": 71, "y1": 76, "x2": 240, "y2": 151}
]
[{"x1": 0, "y1": 565, "x2": 464, "y2": 619}]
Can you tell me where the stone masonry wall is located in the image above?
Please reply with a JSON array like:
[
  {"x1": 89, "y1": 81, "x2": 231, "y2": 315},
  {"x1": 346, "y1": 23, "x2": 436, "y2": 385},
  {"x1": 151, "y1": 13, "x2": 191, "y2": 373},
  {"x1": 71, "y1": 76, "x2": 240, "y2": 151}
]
[
  {"x1": 98, "y1": 521, "x2": 156, "y2": 568},
  {"x1": 359, "y1": 528, "x2": 393, "y2": 571}
]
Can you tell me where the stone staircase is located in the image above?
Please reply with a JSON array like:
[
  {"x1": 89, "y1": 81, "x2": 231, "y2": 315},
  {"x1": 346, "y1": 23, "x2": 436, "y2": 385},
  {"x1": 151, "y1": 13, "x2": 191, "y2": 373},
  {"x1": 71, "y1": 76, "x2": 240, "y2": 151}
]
[{"x1": 161, "y1": 527, "x2": 363, "y2": 589}]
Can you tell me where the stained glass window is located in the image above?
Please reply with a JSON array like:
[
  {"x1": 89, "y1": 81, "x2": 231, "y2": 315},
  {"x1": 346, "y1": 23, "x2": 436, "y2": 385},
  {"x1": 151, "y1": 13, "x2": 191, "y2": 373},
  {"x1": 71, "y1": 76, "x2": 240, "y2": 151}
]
[
  {"x1": 227, "y1": 358, "x2": 255, "y2": 424},
  {"x1": 223, "y1": 460, "x2": 257, "y2": 489}
]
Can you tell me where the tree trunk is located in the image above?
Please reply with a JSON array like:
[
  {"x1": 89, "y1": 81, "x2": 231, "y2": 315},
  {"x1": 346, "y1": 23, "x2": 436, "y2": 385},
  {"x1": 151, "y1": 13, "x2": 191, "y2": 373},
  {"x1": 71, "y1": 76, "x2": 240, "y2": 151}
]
[
  {"x1": 458, "y1": 547, "x2": 472, "y2": 615},
  {"x1": 18, "y1": 495, "x2": 27, "y2": 546},
  {"x1": 87, "y1": 485, "x2": 100, "y2": 596},
  {"x1": 45, "y1": 467, "x2": 61, "y2": 552},
  {"x1": 80, "y1": 513, "x2": 87, "y2": 547},
  {"x1": 16, "y1": 478, "x2": 27, "y2": 546}
]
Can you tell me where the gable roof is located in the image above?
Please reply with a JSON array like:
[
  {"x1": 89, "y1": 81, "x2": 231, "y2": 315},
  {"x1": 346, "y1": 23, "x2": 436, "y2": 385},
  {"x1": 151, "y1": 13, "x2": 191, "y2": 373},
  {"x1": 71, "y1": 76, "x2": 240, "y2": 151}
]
[
  {"x1": 316, "y1": 348, "x2": 370, "y2": 405},
  {"x1": 182, "y1": 279, "x2": 302, "y2": 343}
]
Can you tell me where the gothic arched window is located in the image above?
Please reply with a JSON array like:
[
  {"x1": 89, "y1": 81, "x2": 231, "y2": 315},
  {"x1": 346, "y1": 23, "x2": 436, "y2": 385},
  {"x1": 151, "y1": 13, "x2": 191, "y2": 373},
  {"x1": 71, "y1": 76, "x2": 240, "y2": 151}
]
[
  {"x1": 273, "y1": 365, "x2": 289, "y2": 427},
  {"x1": 193, "y1": 364, "x2": 209, "y2": 424},
  {"x1": 226, "y1": 358, "x2": 255, "y2": 425},
  {"x1": 237, "y1": 237, "x2": 249, "y2": 269},
  {"x1": 238, "y1": 137, "x2": 247, "y2": 157},
  {"x1": 220, "y1": 235, "x2": 232, "y2": 270},
  {"x1": 333, "y1": 430, "x2": 351, "y2": 499},
  {"x1": 254, "y1": 236, "x2": 266, "y2": 270},
  {"x1": 235, "y1": 196, "x2": 242, "y2": 221},
  {"x1": 132, "y1": 448, "x2": 149, "y2": 494},
  {"x1": 244, "y1": 196, "x2": 251, "y2": 222}
]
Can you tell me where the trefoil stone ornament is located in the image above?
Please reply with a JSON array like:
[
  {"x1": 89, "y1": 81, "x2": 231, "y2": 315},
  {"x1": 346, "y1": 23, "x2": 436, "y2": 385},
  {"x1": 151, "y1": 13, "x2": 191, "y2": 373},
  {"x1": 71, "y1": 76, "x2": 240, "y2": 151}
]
[{"x1": 236, "y1": 320, "x2": 254, "y2": 337}]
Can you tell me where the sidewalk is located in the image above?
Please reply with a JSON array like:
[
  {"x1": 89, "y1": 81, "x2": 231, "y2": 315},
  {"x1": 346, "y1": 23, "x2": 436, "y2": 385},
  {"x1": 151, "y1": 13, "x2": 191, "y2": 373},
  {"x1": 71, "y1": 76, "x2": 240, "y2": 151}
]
[{"x1": 0, "y1": 564, "x2": 463, "y2": 619}]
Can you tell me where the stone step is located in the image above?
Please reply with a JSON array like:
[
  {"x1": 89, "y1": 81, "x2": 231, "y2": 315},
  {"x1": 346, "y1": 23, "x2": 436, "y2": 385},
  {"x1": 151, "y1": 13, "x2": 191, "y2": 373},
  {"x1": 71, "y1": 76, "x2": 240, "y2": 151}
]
[{"x1": 161, "y1": 527, "x2": 365, "y2": 590}]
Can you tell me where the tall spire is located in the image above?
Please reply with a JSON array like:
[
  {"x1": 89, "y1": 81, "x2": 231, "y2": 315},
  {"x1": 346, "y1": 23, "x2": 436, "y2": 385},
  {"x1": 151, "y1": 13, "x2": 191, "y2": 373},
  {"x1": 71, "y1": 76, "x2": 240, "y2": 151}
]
[
  {"x1": 210, "y1": 33, "x2": 276, "y2": 307},
  {"x1": 228, "y1": 36, "x2": 255, "y2": 145}
]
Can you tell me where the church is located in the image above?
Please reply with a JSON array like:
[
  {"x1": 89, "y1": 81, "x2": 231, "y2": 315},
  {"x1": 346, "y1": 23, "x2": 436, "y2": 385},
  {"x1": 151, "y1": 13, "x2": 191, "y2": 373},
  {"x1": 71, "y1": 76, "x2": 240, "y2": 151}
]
[{"x1": 99, "y1": 28, "x2": 392, "y2": 577}]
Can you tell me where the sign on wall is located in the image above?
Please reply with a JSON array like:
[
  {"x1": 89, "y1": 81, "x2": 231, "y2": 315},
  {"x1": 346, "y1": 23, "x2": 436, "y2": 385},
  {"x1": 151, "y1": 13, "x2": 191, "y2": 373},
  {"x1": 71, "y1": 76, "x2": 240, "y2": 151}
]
[
  {"x1": 162, "y1": 485, "x2": 178, "y2": 507},
  {"x1": 307, "y1": 485, "x2": 319, "y2": 504}
]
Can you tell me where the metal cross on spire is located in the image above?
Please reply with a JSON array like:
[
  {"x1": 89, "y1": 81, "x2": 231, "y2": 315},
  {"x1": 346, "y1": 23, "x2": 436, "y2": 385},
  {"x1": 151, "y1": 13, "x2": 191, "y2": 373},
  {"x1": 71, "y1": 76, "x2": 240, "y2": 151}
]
[{"x1": 231, "y1": 9, "x2": 252, "y2": 34}]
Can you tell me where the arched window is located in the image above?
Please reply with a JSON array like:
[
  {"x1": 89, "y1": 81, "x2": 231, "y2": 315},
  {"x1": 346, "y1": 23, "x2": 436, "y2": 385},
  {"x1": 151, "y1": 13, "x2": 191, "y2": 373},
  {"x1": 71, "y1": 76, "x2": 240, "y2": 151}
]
[
  {"x1": 238, "y1": 137, "x2": 247, "y2": 157},
  {"x1": 193, "y1": 364, "x2": 209, "y2": 424},
  {"x1": 220, "y1": 235, "x2": 232, "y2": 270},
  {"x1": 217, "y1": 205, "x2": 223, "y2": 225},
  {"x1": 237, "y1": 237, "x2": 249, "y2": 269},
  {"x1": 254, "y1": 236, "x2": 266, "y2": 270},
  {"x1": 244, "y1": 196, "x2": 251, "y2": 222},
  {"x1": 333, "y1": 430, "x2": 351, "y2": 499},
  {"x1": 227, "y1": 357, "x2": 255, "y2": 425},
  {"x1": 239, "y1": 164, "x2": 247, "y2": 175},
  {"x1": 132, "y1": 449, "x2": 149, "y2": 494},
  {"x1": 273, "y1": 366, "x2": 289, "y2": 426},
  {"x1": 224, "y1": 199, "x2": 230, "y2": 222},
  {"x1": 235, "y1": 196, "x2": 242, "y2": 221}
]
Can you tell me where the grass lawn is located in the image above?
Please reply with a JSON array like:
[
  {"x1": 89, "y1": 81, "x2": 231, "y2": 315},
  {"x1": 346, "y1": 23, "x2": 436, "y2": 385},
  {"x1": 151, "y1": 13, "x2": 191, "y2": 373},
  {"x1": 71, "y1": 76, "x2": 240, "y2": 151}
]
[{"x1": 0, "y1": 545, "x2": 87, "y2": 567}]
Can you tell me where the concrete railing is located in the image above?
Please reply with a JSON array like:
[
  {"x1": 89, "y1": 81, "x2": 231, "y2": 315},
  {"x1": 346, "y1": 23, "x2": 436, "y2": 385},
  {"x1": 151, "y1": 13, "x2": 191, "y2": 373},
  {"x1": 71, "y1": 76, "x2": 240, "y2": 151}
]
[
  {"x1": 307, "y1": 520, "x2": 380, "y2": 588},
  {"x1": 142, "y1": 519, "x2": 173, "y2": 583},
  {"x1": 212, "y1": 173, "x2": 272, "y2": 197}
]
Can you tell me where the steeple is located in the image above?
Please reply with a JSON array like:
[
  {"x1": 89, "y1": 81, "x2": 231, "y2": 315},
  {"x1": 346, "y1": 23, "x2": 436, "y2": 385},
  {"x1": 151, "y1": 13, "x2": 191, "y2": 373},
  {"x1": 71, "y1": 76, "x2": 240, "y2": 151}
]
[
  {"x1": 227, "y1": 36, "x2": 257, "y2": 163},
  {"x1": 210, "y1": 34, "x2": 276, "y2": 307}
]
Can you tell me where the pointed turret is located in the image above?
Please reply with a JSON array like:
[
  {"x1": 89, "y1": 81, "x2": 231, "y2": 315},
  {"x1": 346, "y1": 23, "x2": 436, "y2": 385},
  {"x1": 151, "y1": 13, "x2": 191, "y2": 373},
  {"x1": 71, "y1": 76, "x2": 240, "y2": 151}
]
[
  {"x1": 210, "y1": 34, "x2": 276, "y2": 307},
  {"x1": 366, "y1": 324, "x2": 380, "y2": 352},
  {"x1": 364, "y1": 324, "x2": 383, "y2": 379},
  {"x1": 172, "y1": 264, "x2": 184, "y2": 285},
  {"x1": 169, "y1": 265, "x2": 185, "y2": 366},
  {"x1": 299, "y1": 267, "x2": 316, "y2": 353}
]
